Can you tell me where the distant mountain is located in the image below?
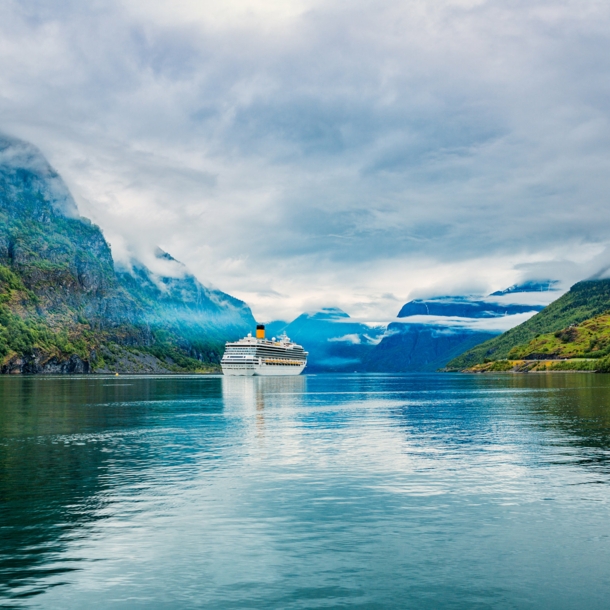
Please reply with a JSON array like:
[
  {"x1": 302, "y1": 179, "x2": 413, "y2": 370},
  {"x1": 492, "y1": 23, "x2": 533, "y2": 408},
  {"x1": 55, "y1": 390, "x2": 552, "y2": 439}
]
[
  {"x1": 490, "y1": 280, "x2": 560, "y2": 296},
  {"x1": 275, "y1": 286, "x2": 558, "y2": 373},
  {"x1": 397, "y1": 296, "x2": 544, "y2": 319},
  {"x1": 446, "y1": 279, "x2": 610, "y2": 370},
  {"x1": 0, "y1": 134, "x2": 255, "y2": 373},
  {"x1": 366, "y1": 288, "x2": 552, "y2": 372},
  {"x1": 364, "y1": 323, "x2": 496, "y2": 372},
  {"x1": 117, "y1": 248, "x2": 254, "y2": 344},
  {"x1": 271, "y1": 307, "x2": 384, "y2": 372},
  {"x1": 264, "y1": 320, "x2": 290, "y2": 338}
]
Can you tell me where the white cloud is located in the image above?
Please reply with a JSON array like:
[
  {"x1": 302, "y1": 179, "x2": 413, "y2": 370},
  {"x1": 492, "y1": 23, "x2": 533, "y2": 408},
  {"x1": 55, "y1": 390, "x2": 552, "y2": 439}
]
[
  {"x1": 394, "y1": 311, "x2": 540, "y2": 333},
  {"x1": 1, "y1": 0, "x2": 610, "y2": 321},
  {"x1": 328, "y1": 334, "x2": 362, "y2": 344}
]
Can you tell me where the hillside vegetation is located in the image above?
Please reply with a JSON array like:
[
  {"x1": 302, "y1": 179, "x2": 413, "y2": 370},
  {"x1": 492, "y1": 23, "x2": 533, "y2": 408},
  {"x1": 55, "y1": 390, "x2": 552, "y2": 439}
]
[
  {"x1": 0, "y1": 134, "x2": 255, "y2": 373},
  {"x1": 446, "y1": 279, "x2": 610, "y2": 370},
  {"x1": 508, "y1": 314, "x2": 610, "y2": 360},
  {"x1": 466, "y1": 313, "x2": 610, "y2": 373}
]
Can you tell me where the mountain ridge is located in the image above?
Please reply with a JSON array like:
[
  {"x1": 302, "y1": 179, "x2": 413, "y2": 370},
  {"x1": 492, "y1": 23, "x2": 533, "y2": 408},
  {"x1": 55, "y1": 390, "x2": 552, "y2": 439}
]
[
  {"x1": 446, "y1": 279, "x2": 610, "y2": 370},
  {"x1": 268, "y1": 286, "x2": 554, "y2": 373},
  {"x1": 397, "y1": 297, "x2": 543, "y2": 319},
  {"x1": 269, "y1": 307, "x2": 384, "y2": 372},
  {"x1": 0, "y1": 134, "x2": 255, "y2": 373}
]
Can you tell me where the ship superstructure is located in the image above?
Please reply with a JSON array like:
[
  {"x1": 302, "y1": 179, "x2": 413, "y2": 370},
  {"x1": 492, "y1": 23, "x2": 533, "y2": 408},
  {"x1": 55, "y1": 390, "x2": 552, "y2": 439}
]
[{"x1": 221, "y1": 325, "x2": 307, "y2": 376}]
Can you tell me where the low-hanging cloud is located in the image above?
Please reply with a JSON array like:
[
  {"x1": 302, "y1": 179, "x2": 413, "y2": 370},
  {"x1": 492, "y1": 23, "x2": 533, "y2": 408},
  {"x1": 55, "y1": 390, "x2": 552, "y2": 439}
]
[
  {"x1": 1, "y1": 0, "x2": 610, "y2": 321},
  {"x1": 394, "y1": 311, "x2": 541, "y2": 333}
]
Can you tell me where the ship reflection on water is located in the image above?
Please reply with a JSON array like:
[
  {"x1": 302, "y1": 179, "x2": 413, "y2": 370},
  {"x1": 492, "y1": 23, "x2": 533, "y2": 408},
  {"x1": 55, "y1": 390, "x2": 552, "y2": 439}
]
[
  {"x1": 221, "y1": 375, "x2": 307, "y2": 408},
  {"x1": 221, "y1": 375, "x2": 308, "y2": 437}
]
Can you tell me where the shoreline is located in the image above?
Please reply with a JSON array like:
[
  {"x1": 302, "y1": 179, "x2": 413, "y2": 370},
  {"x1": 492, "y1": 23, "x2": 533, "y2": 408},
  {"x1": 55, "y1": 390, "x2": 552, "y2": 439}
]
[{"x1": 453, "y1": 358, "x2": 608, "y2": 374}]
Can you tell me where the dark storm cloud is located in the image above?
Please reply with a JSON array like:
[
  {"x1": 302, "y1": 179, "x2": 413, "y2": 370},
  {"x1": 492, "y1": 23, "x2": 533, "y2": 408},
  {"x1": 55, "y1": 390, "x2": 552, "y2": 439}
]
[{"x1": 1, "y1": 0, "x2": 610, "y2": 320}]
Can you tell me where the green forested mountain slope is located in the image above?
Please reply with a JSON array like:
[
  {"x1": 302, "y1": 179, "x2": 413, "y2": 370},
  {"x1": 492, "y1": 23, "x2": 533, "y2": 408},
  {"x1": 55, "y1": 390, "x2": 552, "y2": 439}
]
[
  {"x1": 0, "y1": 134, "x2": 255, "y2": 373},
  {"x1": 508, "y1": 313, "x2": 610, "y2": 360},
  {"x1": 446, "y1": 279, "x2": 610, "y2": 370}
]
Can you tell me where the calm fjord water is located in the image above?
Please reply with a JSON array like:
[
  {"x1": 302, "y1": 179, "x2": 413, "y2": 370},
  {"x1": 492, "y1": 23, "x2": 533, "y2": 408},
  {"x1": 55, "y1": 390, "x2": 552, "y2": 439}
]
[{"x1": 1, "y1": 374, "x2": 610, "y2": 609}]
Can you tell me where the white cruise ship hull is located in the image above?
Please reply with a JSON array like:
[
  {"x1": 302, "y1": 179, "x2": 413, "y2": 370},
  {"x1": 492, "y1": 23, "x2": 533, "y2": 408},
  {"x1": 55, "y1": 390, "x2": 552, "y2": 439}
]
[
  {"x1": 221, "y1": 327, "x2": 307, "y2": 376},
  {"x1": 221, "y1": 363, "x2": 306, "y2": 376}
]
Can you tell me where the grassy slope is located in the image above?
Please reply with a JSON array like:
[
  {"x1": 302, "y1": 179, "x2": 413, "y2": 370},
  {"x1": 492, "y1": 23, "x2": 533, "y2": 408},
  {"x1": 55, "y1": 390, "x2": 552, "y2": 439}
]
[
  {"x1": 508, "y1": 313, "x2": 610, "y2": 360},
  {"x1": 469, "y1": 359, "x2": 604, "y2": 373},
  {"x1": 467, "y1": 313, "x2": 610, "y2": 373},
  {"x1": 446, "y1": 279, "x2": 610, "y2": 370}
]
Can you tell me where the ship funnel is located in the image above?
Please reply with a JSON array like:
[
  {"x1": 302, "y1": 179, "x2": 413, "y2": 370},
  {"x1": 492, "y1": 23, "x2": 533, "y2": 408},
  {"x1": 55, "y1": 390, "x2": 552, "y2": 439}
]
[{"x1": 256, "y1": 324, "x2": 265, "y2": 339}]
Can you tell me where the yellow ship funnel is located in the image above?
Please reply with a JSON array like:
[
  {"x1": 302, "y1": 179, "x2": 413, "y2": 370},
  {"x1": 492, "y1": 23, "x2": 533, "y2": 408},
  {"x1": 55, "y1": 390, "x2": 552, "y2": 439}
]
[{"x1": 256, "y1": 324, "x2": 265, "y2": 339}]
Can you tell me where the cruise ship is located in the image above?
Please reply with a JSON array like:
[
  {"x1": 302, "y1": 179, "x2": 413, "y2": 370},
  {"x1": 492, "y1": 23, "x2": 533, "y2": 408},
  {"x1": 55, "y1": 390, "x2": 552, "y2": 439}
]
[{"x1": 221, "y1": 325, "x2": 308, "y2": 376}]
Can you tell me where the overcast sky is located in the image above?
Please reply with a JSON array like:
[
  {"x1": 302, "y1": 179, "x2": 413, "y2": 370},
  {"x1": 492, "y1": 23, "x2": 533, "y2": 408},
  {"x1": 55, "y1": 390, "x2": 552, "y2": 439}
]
[{"x1": 1, "y1": 0, "x2": 610, "y2": 322}]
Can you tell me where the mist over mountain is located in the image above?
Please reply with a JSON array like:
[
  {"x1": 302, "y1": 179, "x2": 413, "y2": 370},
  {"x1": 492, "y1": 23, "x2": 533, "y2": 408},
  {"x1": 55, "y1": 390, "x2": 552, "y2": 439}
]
[
  {"x1": 0, "y1": 134, "x2": 254, "y2": 373},
  {"x1": 116, "y1": 248, "x2": 254, "y2": 340},
  {"x1": 364, "y1": 289, "x2": 548, "y2": 372},
  {"x1": 267, "y1": 307, "x2": 384, "y2": 372},
  {"x1": 267, "y1": 285, "x2": 557, "y2": 373},
  {"x1": 397, "y1": 296, "x2": 545, "y2": 319},
  {"x1": 365, "y1": 324, "x2": 496, "y2": 373},
  {"x1": 489, "y1": 281, "x2": 560, "y2": 297},
  {"x1": 447, "y1": 279, "x2": 610, "y2": 371}
]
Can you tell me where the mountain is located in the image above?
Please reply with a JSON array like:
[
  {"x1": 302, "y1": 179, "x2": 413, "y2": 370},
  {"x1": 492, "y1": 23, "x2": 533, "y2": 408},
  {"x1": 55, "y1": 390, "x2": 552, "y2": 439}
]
[
  {"x1": 464, "y1": 313, "x2": 610, "y2": 373},
  {"x1": 0, "y1": 134, "x2": 255, "y2": 373},
  {"x1": 509, "y1": 314, "x2": 610, "y2": 361},
  {"x1": 365, "y1": 290, "x2": 550, "y2": 372},
  {"x1": 364, "y1": 323, "x2": 496, "y2": 372},
  {"x1": 270, "y1": 307, "x2": 384, "y2": 372},
  {"x1": 264, "y1": 320, "x2": 290, "y2": 338},
  {"x1": 397, "y1": 296, "x2": 543, "y2": 318},
  {"x1": 274, "y1": 287, "x2": 550, "y2": 373},
  {"x1": 447, "y1": 279, "x2": 610, "y2": 370},
  {"x1": 490, "y1": 280, "x2": 560, "y2": 296}
]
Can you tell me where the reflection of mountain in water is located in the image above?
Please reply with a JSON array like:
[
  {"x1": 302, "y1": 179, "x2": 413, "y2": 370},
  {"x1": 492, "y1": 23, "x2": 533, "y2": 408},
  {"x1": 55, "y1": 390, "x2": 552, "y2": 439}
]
[
  {"x1": 387, "y1": 374, "x2": 610, "y2": 474},
  {"x1": 4, "y1": 375, "x2": 314, "y2": 600},
  {"x1": 4, "y1": 373, "x2": 610, "y2": 606},
  {"x1": 505, "y1": 374, "x2": 610, "y2": 472},
  {"x1": 0, "y1": 376, "x2": 225, "y2": 601}
]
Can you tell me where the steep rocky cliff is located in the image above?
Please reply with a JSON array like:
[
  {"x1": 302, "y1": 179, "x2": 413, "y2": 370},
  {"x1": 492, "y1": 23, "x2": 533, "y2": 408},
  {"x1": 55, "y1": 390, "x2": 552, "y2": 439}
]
[{"x1": 0, "y1": 134, "x2": 255, "y2": 373}]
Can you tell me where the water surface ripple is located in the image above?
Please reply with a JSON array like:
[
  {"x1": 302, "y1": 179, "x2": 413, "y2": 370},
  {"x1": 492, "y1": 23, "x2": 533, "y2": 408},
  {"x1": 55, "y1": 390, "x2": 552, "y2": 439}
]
[{"x1": 1, "y1": 373, "x2": 610, "y2": 608}]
